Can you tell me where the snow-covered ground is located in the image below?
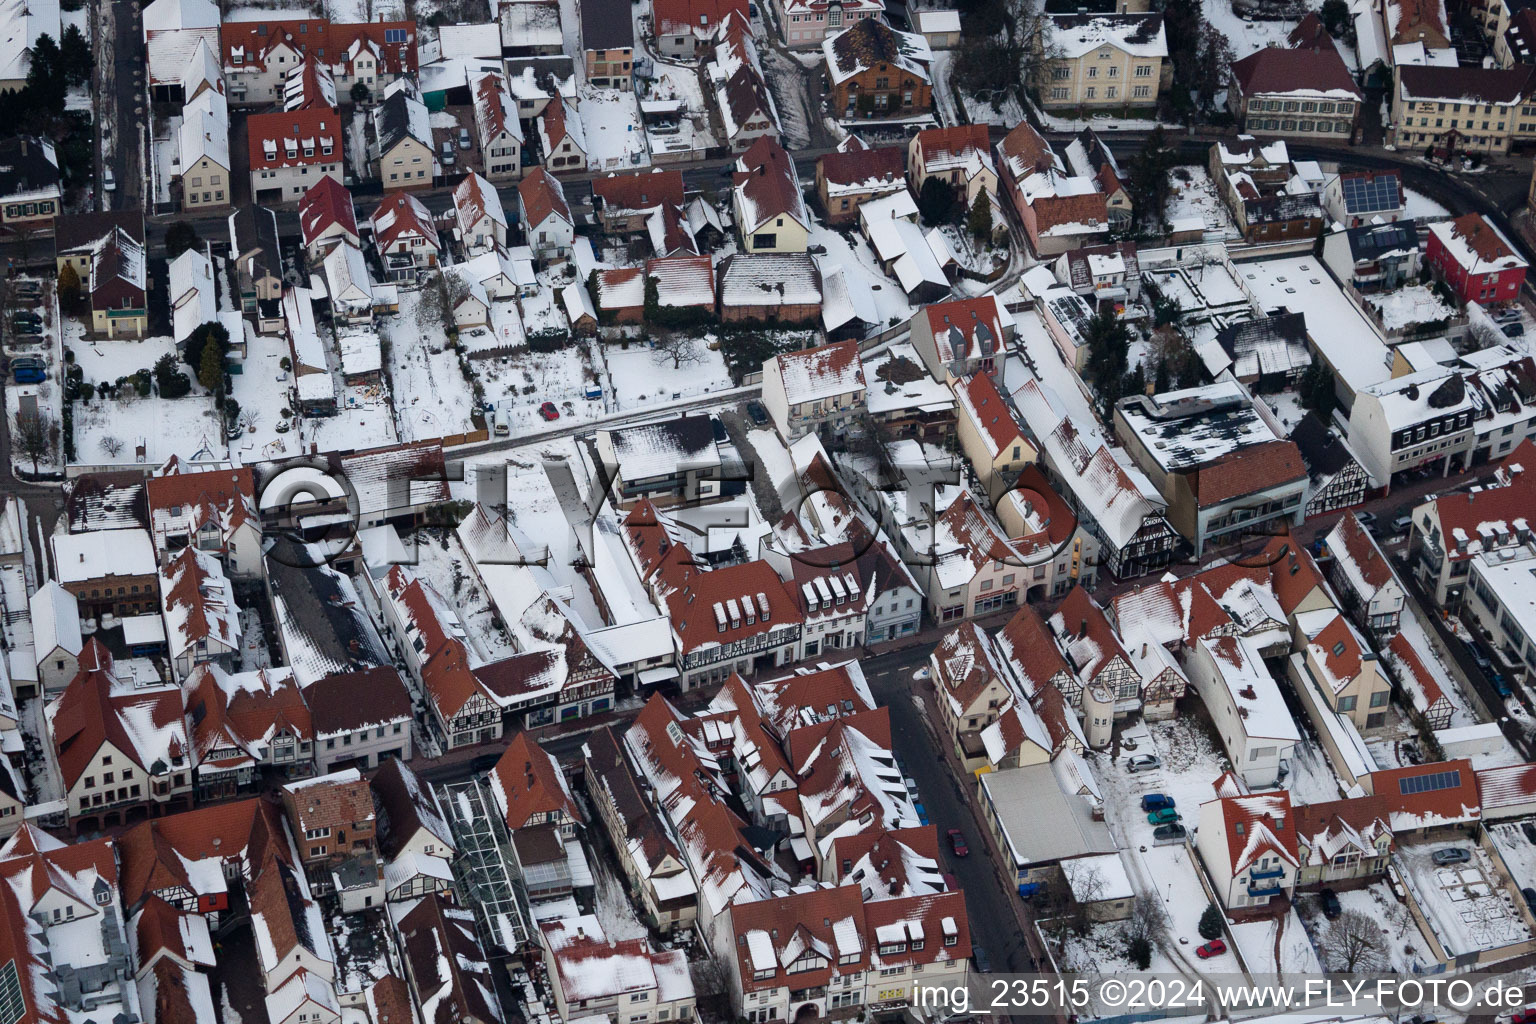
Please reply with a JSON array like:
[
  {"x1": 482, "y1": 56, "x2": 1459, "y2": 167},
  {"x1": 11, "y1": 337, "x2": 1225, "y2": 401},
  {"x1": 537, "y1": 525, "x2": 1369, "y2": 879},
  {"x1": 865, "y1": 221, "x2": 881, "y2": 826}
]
[
  {"x1": 7, "y1": 277, "x2": 65, "y2": 476},
  {"x1": 1229, "y1": 907, "x2": 1323, "y2": 974},
  {"x1": 230, "y1": 328, "x2": 303, "y2": 464},
  {"x1": 1295, "y1": 881, "x2": 1437, "y2": 973},
  {"x1": 590, "y1": 841, "x2": 651, "y2": 941},
  {"x1": 1203, "y1": 0, "x2": 1299, "y2": 58},
  {"x1": 602, "y1": 338, "x2": 733, "y2": 407},
  {"x1": 1165, "y1": 166, "x2": 1243, "y2": 240},
  {"x1": 383, "y1": 290, "x2": 479, "y2": 442},
  {"x1": 580, "y1": 87, "x2": 652, "y2": 171},
  {"x1": 1489, "y1": 822, "x2": 1536, "y2": 897},
  {"x1": 477, "y1": 343, "x2": 599, "y2": 429},
  {"x1": 1098, "y1": 718, "x2": 1243, "y2": 979},
  {"x1": 1364, "y1": 285, "x2": 1458, "y2": 333},
  {"x1": 1396, "y1": 839, "x2": 1531, "y2": 956},
  {"x1": 70, "y1": 334, "x2": 231, "y2": 468}
]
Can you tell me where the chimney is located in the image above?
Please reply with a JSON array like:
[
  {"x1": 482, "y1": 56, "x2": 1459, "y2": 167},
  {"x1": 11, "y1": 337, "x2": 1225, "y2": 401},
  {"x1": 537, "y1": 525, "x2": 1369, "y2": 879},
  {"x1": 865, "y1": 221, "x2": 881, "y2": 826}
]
[{"x1": 1079, "y1": 618, "x2": 1088, "y2": 638}]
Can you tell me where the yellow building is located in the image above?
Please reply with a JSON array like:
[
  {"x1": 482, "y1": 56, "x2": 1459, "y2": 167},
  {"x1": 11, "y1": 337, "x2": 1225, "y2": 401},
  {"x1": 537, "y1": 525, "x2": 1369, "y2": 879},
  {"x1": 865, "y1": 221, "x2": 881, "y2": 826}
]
[{"x1": 1040, "y1": 13, "x2": 1169, "y2": 112}]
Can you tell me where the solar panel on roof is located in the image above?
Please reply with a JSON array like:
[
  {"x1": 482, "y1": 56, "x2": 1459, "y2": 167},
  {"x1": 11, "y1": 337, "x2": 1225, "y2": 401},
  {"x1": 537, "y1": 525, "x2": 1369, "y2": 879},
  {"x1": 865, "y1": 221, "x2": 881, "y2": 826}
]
[
  {"x1": 1398, "y1": 768, "x2": 1461, "y2": 795},
  {"x1": 1341, "y1": 174, "x2": 1399, "y2": 214}
]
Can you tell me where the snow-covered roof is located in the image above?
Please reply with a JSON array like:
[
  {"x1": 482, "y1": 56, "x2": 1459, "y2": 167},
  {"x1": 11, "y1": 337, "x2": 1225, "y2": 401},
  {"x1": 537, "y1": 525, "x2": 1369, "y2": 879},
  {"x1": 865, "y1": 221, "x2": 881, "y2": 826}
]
[
  {"x1": 773, "y1": 340, "x2": 865, "y2": 406},
  {"x1": 169, "y1": 247, "x2": 218, "y2": 345},
  {"x1": 1051, "y1": 12, "x2": 1167, "y2": 59},
  {"x1": 31, "y1": 580, "x2": 81, "y2": 660},
  {"x1": 821, "y1": 18, "x2": 931, "y2": 86},
  {"x1": 0, "y1": 0, "x2": 60, "y2": 84},
  {"x1": 53, "y1": 528, "x2": 157, "y2": 583},
  {"x1": 1428, "y1": 213, "x2": 1528, "y2": 275},
  {"x1": 1200, "y1": 634, "x2": 1301, "y2": 743}
]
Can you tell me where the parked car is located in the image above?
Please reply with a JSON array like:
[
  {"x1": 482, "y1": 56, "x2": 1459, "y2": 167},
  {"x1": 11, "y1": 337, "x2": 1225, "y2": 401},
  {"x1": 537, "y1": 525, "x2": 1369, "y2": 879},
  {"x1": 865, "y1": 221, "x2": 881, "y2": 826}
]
[
  {"x1": 1147, "y1": 808, "x2": 1182, "y2": 825},
  {"x1": 1391, "y1": 513, "x2": 1413, "y2": 534},
  {"x1": 1499, "y1": 678, "x2": 1518, "y2": 702},
  {"x1": 1353, "y1": 511, "x2": 1376, "y2": 526},
  {"x1": 1152, "y1": 823, "x2": 1187, "y2": 843},
  {"x1": 972, "y1": 947, "x2": 992, "y2": 974},
  {"x1": 746, "y1": 400, "x2": 769, "y2": 427},
  {"x1": 102, "y1": 167, "x2": 115, "y2": 192},
  {"x1": 458, "y1": 127, "x2": 472, "y2": 150},
  {"x1": 538, "y1": 401, "x2": 559, "y2": 421},
  {"x1": 1512, "y1": 1010, "x2": 1536, "y2": 1024},
  {"x1": 1465, "y1": 638, "x2": 1494, "y2": 672},
  {"x1": 13, "y1": 322, "x2": 43, "y2": 335},
  {"x1": 1319, "y1": 888, "x2": 1341, "y2": 919},
  {"x1": 1127, "y1": 753, "x2": 1161, "y2": 773},
  {"x1": 914, "y1": 801, "x2": 929, "y2": 826},
  {"x1": 10, "y1": 357, "x2": 44, "y2": 383},
  {"x1": 440, "y1": 140, "x2": 456, "y2": 167},
  {"x1": 1431, "y1": 847, "x2": 1471, "y2": 866},
  {"x1": 11, "y1": 310, "x2": 41, "y2": 325},
  {"x1": 947, "y1": 829, "x2": 968, "y2": 857},
  {"x1": 1195, "y1": 939, "x2": 1226, "y2": 959},
  {"x1": 1140, "y1": 793, "x2": 1175, "y2": 812},
  {"x1": 1522, "y1": 887, "x2": 1536, "y2": 915},
  {"x1": 1505, "y1": 322, "x2": 1526, "y2": 338}
]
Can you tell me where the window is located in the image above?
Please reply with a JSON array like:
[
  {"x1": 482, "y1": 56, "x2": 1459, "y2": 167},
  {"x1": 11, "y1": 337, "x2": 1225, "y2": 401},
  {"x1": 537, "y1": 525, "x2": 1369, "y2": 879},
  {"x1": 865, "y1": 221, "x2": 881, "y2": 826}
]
[
  {"x1": 1338, "y1": 695, "x2": 1357, "y2": 711},
  {"x1": 385, "y1": 27, "x2": 408, "y2": 41},
  {"x1": 1370, "y1": 690, "x2": 1390, "y2": 708}
]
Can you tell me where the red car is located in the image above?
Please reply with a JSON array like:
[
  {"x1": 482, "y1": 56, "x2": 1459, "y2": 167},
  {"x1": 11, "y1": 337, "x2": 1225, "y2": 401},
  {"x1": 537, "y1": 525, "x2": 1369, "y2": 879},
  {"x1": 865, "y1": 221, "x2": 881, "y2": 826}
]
[
  {"x1": 947, "y1": 828, "x2": 969, "y2": 857},
  {"x1": 1512, "y1": 1010, "x2": 1536, "y2": 1024},
  {"x1": 539, "y1": 401, "x2": 560, "y2": 421},
  {"x1": 1195, "y1": 940, "x2": 1226, "y2": 959}
]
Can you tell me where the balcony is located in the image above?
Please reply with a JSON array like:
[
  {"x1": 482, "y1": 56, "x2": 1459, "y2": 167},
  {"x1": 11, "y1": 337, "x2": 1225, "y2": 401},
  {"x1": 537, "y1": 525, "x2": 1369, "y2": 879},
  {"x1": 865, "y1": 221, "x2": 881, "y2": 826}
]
[
  {"x1": 1249, "y1": 865, "x2": 1285, "y2": 880},
  {"x1": 1247, "y1": 882, "x2": 1283, "y2": 898}
]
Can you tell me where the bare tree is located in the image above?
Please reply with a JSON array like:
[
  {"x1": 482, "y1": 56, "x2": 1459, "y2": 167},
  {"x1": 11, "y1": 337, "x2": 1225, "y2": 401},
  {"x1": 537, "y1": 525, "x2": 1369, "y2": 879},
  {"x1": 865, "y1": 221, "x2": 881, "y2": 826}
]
[
  {"x1": 1320, "y1": 910, "x2": 1389, "y2": 972},
  {"x1": 652, "y1": 330, "x2": 705, "y2": 371},
  {"x1": 13, "y1": 412, "x2": 57, "y2": 474},
  {"x1": 99, "y1": 436, "x2": 124, "y2": 458},
  {"x1": 1122, "y1": 894, "x2": 1164, "y2": 970}
]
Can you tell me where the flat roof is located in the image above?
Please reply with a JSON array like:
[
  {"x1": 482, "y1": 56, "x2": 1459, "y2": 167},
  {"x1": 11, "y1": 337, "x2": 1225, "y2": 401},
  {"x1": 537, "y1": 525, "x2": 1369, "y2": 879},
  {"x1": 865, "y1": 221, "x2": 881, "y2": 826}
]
[
  {"x1": 978, "y1": 762, "x2": 1114, "y2": 868},
  {"x1": 1117, "y1": 380, "x2": 1282, "y2": 472},
  {"x1": 1236, "y1": 256, "x2": 1390, "y2": 396}
]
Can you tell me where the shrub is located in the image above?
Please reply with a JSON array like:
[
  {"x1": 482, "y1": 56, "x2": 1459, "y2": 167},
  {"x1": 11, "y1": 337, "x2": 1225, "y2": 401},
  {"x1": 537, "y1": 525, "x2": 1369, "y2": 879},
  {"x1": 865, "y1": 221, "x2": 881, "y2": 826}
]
[{"x1": 1198, "y1": 903, "x2": 1224, "y2": 941}]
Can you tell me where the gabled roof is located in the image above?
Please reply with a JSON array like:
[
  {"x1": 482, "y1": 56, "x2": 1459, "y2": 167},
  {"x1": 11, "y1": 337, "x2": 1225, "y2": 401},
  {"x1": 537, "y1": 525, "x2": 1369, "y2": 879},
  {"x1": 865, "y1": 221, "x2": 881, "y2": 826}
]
[
  {"x1": 593, "y1": 167, "x2": 685, "y2": 214},
  {"x1": 912, "y1": 124, "x2": 992, "y2": 176},
  {"x1": 932, "y1": 621, "x2": 1005, "y2": 714},
  {"x1": 398, "y1": 894, "x2": 500, "y2": 1024},
  {"x1": 518, "y1": 166, "x2": 572, "y2": 229},
  {"x1": 371, "y1": 191, "x2": 440, "y2": 252},
  {"x1": 1428, "y1": 213, "x2": 1528, "y2": 274},
  {"x1": 1231, "y1": 44, "x2": 1362, "y2": 99},
  {"x1": 1326, "y1": 511, "x2": 1397, "y2": 602},
  {"x1": 298, "y1": 175, "x2": 358, "y2": 247},
  {"x1": 1050, "y1": 585, "x2": 1131, "y2": 684},
  {"x1": 1365, "y1": 759, "x2": 1480, "y2": 829},
  {"x1": 653, "y1": 0, "x2": 747, "y2": 36},
  {"x1": 371, "y1": 757, "x2": 455, "y2": 860},
  {"x1": 247, "y1": 107, "x2": 340, "y2": 171},
  {"x1": 733, "y1": 136, "x2": 808, "y2": 233},
  {"x1": 773, "y1": 339, "x2": 865, "y2": 405},
  {"x1": 303, "y1": 666, "x2": 411, "y2": 737},
  {"x1": 1213, "y1": 792, "x2": 1298, "y2": 874},
  {"x1": 993, "y1": 604, "x2": 1072, "y2": 697},
  {"x1": 489, "y1": 731, "x2": 582, "y2": 831},
  {"x1": 923, "y1": 295, "x2": 1010, "y2": 367},
  {"x1": 48, "y1": 641, "x2": 187, "y2": 790}
]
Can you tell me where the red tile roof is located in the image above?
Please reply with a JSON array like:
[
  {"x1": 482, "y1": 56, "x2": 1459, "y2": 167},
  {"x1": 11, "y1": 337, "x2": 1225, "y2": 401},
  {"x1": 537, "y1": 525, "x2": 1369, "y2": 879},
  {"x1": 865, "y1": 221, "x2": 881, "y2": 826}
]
[
  {"x1": 50, "y1": 641, "x2": 186, "y2": 790},
  {"x1": 298, "y1": 175, "x2": 357, "y2": 246},
  {"x1": 490, "y1": 732, "x2": 582, "y2": 831},
  {"x1": 1231, "y1": 45, "x2": 1361, "y2": 99},
  {"x1": 518, "y1": 166, "x2": 571, "y2": 229},
  {"x1": 248, "y1": 108, "x2": 341, "y2": 172},
  {"x1": 1052, "y1": 585, "x2": 1131, "y2": 684},
  {"x1": 1192, "y1": 439, "x2": 1307, "y2": 506},
  {"x1": 593, "y1": 168, "x2": 685, "y2": 213},
  {"x1": 370, "y1": 192, "x2": 439, "y2": 253},
  {"x1": 818, "y1": 145, "x2": 904, "y2": 189},
  {"x1": 653, "y1": 0, "x2": 748, "y2": 36},
  {"x1": 924, "y1": 296, "x2": 1008, "y2": 365},
  {"x1": 1366, "y1": 759, "x2": 1480, "y2": 828},
  {"x1": 913, "y1": 124, "x2": 990, "y2": 171},
  {"x1": 733, "y1": 136, "x2": 805, "y2": 229},
  {"x1": 993, "y1": 604, "x2": 1072, "y2": 697},
  {"x1": 1216, "y1": 792, "x2": 1298, "y2": 874}
]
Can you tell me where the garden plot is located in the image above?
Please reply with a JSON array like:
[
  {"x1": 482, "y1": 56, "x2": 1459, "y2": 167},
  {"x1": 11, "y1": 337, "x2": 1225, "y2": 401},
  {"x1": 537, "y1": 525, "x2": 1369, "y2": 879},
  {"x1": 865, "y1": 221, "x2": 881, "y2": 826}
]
[
  {"x1": 580, "y1": 87, "x2": 651, "y2": 171},
  {"x1": 302, "y1": 393, "x2": 400, "y2": 454},
  {"x1": 74, "y1": 391, "x2": 226, "y2": 467},
  {"x1": 71, "y1": 333, "x2": 177, "y2": 387},
  {"x1": 1165, "y1": 166, "x2": 1243, "y2": 241},
  {"x1": 476, "y1": 345, "x2": 601, "y2": 430},
  {"x1": 1319, "y1": 883, "x2": 1439, "y2": 972},
  {"x1": 1203, "y1": 0, "x2": 1299, "y2": 58},
  {"x1": 1396, "y1": 840, "x2": 1531, "y2": 956},
  {"x1": 601, "y1": 338, "x2": 733, "y2": 408},
  {"x1": 1229, "y1": 907, "x2": 1323, "y2": 974},
  {"x1": 383, "y1": 292, "x2": 479, "y2": 441},
  {"x1": 229, "y1": 330, "x2": 301, "y2": 464}
]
